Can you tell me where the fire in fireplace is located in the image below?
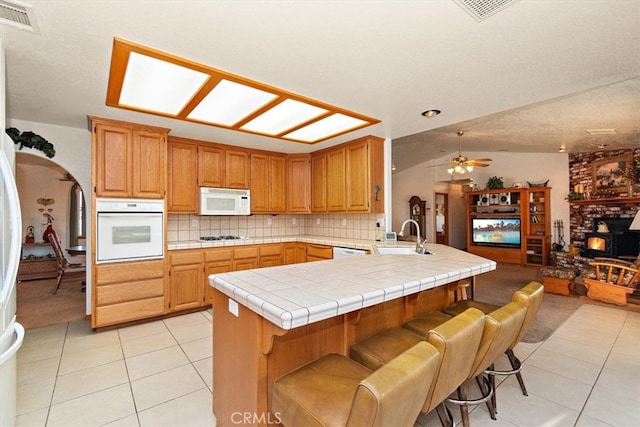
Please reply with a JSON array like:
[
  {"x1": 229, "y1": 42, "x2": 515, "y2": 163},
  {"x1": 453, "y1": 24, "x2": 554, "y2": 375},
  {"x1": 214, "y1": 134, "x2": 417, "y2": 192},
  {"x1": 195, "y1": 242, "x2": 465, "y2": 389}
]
[{"x1": 582, "y1": 217, "x2": 639, "y2": 258}]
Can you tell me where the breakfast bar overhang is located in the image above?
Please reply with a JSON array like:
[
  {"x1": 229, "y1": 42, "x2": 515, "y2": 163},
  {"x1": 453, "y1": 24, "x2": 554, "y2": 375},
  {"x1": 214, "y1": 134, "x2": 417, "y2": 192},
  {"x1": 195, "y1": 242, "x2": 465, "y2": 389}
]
[{"x1": 208, "y1": 244, "x2": 496, "y2": 426}]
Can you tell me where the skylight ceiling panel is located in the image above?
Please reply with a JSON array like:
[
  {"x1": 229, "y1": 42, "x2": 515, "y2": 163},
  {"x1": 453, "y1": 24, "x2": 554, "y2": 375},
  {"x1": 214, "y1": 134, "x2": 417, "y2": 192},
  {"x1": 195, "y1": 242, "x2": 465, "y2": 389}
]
[
  {"x1": 241, "y1": 99, "x2": 329, "y2": 136},
  {"x1": 119, "y1": 52, "x2": 209, "y2": 115},
  {"x1": 284, "y1": 114, "x2": 368, "y2": 143},
  {"x1": 187, "y1": 79, "x2": 278, "y2": 126}
]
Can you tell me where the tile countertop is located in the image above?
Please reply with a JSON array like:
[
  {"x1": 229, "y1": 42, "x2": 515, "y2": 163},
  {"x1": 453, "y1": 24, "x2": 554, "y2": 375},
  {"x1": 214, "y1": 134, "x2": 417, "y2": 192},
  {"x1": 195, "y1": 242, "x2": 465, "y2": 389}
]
[
  {"x1": 167, "y1": 235, "x2": 380, "y2": 250},
  {"x1": 208, "y1": 243, "x2": 496, "y2": 330}
]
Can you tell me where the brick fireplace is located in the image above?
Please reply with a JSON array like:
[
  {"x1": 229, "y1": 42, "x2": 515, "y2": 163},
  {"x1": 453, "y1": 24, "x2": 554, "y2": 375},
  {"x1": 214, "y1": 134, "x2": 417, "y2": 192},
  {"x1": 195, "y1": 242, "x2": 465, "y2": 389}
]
[{"x1": 582, "y1": 217, "x2": 639, "y2": 258}]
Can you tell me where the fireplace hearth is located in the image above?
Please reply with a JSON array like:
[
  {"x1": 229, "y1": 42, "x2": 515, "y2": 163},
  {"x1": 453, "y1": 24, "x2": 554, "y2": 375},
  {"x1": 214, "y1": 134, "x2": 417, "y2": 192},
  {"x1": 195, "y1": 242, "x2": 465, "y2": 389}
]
[{"x1": 582, "y1": 217, "x2": 639, "y2": 259}]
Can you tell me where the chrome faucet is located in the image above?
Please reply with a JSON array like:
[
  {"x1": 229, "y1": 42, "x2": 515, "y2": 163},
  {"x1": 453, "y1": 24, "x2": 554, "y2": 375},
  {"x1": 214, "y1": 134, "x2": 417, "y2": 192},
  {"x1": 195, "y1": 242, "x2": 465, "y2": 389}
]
[{"x1": 398, "y1": 219, "x2": 428, "y2": 254}]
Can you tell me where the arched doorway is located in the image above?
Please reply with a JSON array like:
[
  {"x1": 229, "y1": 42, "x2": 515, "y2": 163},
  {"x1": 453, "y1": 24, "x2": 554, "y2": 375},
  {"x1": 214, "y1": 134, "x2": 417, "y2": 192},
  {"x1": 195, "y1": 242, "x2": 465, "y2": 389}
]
[{"x1": 15, "y1": 152, "x2": 87, "y2": 329}]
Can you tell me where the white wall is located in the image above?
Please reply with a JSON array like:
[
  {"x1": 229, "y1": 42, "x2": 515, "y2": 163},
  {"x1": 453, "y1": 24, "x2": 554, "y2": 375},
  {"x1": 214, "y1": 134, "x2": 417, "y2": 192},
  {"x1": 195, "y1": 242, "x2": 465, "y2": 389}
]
[
  {"x1": 8, "y1": 119, "x2": 92, "y2": 314},
  {"x1": 392, "y1": 151, "x2": 571, "y2": 249}
]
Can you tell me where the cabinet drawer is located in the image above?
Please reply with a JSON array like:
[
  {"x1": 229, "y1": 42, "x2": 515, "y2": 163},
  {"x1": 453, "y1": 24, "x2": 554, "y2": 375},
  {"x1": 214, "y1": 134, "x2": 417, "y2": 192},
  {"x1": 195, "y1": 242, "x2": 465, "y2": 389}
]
[
  {"x1": 204, "y1": 248, "x2": 233, "y2": 263},
  {"x1": 96, "y1": 259, "x2": 164, "y2": 284},
  {"x1": 94, "y1": 296, "x2": 165, "y2": 327},
  {"x1": 259, "y1": 244, "x2": 282, "y2": 257},
  {"x1": 306, "y1": 244, "x2": 333, "y2": 259},
  {"x1": 96, "y1": 278, "x2": 164, "y2": 305},
  {"x1": 169, "y1": 251, "x2": 202, "y2": 265},
  {"x1": 234, "y1": 246, "x2": 259, "y2": 259}
]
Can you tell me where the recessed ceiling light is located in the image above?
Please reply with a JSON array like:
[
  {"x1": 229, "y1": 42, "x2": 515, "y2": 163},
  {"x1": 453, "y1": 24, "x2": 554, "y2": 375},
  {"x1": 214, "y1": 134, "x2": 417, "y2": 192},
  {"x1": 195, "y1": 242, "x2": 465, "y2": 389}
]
[
  {"x1": 107, "y1": 38, "x2": 380, "y2": 144},
  {"x1": 421, "y1": 109, "x2": 441, "y2": 118},
  {"x1": 558, "y1": 145, "x2": 566, "y2": 153},
  {"x1": 597, "y1": 143, "x2": 608, "y2": 149}
]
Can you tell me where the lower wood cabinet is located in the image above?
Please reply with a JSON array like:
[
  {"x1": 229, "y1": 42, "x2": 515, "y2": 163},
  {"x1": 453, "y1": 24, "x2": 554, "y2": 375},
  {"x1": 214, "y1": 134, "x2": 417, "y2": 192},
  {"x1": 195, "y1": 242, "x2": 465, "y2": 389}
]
[
  {"x1": 283, "y1": 242, "x2": 307, "y2": 265},
  {"x1": 233, "y1": 246, "x2": 259, "y2": 271},
  {"x1": 259, "y1": 243, "x2": 283, "y2": 268},
  {"x1": 203, "y1": 248, "x2": 233, "y2": 305},
  {"x1": 168, "y1": 250, "x2": 203, "y2": 312},
  {"x1": 93, "y1": 259, "x2": 165, "y2": 328},
  {"x1": 306, "y1": 244, "x2": 333, "y2": 262}
]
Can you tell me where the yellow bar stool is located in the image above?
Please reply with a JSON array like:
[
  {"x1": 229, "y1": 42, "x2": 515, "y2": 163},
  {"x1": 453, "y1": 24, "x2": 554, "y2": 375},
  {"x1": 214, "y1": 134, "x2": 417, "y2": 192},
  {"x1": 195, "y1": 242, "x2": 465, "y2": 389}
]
[
  {"x1": 350, "y1": 308, "x2": 486, "y2": 426},
  {"x1": 443, "y1": 281, "x2": 544, "y2": 411},
  {"x1": 272, "y1": 341, "x2": 441, "y2": 427},
  {"x1": 405, "y1": 301, "x2": 526, "y2": 426}
]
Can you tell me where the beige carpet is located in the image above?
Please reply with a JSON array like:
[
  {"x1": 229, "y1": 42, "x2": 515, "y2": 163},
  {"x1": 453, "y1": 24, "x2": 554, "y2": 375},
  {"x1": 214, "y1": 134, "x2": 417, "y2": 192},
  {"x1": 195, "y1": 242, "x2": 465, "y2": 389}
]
[{"x1": 16, "y1": 275, "x2": 86, "y2": 330}]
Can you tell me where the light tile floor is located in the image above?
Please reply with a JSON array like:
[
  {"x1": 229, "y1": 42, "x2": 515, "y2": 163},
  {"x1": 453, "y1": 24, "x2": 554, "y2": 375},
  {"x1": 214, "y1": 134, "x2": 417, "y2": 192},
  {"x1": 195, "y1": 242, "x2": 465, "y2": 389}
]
[{"x1": 15, "y1": 304, "x2": 640, "y2": 427}]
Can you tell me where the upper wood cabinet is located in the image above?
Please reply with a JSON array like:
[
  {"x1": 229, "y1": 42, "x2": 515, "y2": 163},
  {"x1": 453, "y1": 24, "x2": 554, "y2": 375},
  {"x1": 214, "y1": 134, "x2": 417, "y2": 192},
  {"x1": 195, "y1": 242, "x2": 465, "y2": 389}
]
[
  {"x1": 225, "y1": 149, "x2": 251, "y2": 189},
  {"x1": 91, "y1": 117, "x2": 169, "y2": 199},
  {"x1": 198, "y1": 144, "x2": 225, "y2": 188},
  {"x1": 167, "y1": 138, "x2": 198, "y2": 212},
  {"x1": 287, "y1": 154, "x2": 311, "y2": 213},
  {"x1": 251, "y1": 152, "x2": 286, "y2": 213},
  {"x1": 310, "y1": 154, "x2": 327, "y2": 212},
  {"x1": 311, "y1": 136, "x2": 384, "y2": 213},
  {"x1": 167, "y1": 138, "x2": 249, "y2": 212},
  {"x1": 326, "y1": 148, "x2": 347, "y2": 212}
]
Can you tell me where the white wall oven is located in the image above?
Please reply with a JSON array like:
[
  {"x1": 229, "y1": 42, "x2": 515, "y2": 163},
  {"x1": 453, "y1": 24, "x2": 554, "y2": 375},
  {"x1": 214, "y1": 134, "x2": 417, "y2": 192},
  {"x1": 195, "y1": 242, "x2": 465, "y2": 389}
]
[{"x1": 96, "y1": 198, "x2": 164, "y2": 264}]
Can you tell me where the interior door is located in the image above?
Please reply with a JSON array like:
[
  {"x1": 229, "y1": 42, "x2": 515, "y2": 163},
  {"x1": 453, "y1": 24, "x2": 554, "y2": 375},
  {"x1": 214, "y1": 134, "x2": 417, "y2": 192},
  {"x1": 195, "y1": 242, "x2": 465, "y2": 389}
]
[{"x1": 435, "y1": 192, "x2": 449, "y2": 245}]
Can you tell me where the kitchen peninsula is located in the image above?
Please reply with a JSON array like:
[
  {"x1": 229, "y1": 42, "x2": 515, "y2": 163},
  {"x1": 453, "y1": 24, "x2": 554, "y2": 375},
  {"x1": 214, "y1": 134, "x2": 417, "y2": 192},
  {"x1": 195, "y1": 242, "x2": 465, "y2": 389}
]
[{"x1": 208, "y1": 243, "x2": 496, "y2": 426}]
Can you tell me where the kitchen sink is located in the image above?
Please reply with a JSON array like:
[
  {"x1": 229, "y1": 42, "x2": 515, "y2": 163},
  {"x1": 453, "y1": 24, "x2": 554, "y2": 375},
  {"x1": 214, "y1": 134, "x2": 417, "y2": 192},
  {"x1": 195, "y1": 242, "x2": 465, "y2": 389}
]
[{"x1": 375, "y1": 246, "x2": 421, "y2": 255}]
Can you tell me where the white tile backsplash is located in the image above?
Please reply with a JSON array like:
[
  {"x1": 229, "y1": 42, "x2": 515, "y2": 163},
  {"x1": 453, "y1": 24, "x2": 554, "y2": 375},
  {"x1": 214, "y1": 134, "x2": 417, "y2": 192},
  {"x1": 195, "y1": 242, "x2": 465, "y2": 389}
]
[{"x1": 168, "y1": 213, "x2": 385, "y2": 242}]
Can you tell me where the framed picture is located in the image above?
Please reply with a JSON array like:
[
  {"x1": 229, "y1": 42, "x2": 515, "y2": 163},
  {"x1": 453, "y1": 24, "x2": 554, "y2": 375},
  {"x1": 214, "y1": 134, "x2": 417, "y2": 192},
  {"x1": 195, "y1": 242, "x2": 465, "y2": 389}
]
[{"x1": 592, "y1": 153, "x2": 634, "y2": 194}]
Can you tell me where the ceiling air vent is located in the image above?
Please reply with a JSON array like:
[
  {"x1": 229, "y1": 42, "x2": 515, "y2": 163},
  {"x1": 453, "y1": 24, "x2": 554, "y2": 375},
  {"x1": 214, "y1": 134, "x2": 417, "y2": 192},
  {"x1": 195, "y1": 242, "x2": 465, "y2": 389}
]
[
  {"x1": 585, "y1": 129, "x2": 617, "y2": 135},
  {"x1": 452, "y1": 0, "x2": 520, "y2": 22},
  {"x1": 0, "y1": 0, "x2": 39, "y2": 33}
]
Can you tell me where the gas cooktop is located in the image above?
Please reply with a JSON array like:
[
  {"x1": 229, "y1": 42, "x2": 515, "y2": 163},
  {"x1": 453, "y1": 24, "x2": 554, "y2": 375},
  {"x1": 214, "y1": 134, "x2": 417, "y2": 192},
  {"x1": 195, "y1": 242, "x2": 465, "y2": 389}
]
[{"x1": 199, "y1": 235, "x2": 246, "y2": 241}]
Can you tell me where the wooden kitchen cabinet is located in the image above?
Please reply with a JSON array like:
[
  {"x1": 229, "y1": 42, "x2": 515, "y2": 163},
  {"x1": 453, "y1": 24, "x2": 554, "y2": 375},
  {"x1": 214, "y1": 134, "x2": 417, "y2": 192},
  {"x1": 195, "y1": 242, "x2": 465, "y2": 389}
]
[
  {"x1": 167, "y1": 138, "x2": 198, "y2": 212},
  {"x1": 233, "y1": 246, "x2": 259, "y2": 271},
  {"x1": 91, "y1": 117, "x2": 169, "y2": 199},
  {"x1": 326, "y1": 147, "x2": 347, "y2": 211},
  {"x1": 287, "y1": 154, "x2": 311, "y2": 213},
  {"x1": 198, "y1": 144, "x2": 225, "y2": 188},
  {"x1": 92, "y1": 259, "x2": 165, "y2": 328},
  {"x1": 203, "y1": 248, "x2": 233, "y2": 305},
  {"x1": 250, "y1": 152, "x2": 286, "y2": 213},
  {"x1": 168, "y1": 250, "x2": 203, "y2": 312},
  {"x1": 310, "y1": 154, "x2": 327, "y2": 212},
  {"x1": 310, "y1": 136, "x2": 384, "y2": 213},
  {"x1": 283, "y1": 242, "x2": 307, "y2": 265},
  {"x1": 259, "y1": 243, "x2": 283, "y2": 268},
  {"x1": 225, "y1": 149, "x2": 251, "y2": 189},
  {"x1": 306, "y1": 244, "x2": 333, "y2": 262}
]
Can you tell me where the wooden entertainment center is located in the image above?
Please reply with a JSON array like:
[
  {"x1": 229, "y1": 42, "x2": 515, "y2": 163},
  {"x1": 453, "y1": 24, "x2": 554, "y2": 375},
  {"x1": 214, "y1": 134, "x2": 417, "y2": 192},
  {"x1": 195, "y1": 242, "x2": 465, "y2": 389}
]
[{"x1": 467, "y1": 187, "x2": 551, "y2": 266}]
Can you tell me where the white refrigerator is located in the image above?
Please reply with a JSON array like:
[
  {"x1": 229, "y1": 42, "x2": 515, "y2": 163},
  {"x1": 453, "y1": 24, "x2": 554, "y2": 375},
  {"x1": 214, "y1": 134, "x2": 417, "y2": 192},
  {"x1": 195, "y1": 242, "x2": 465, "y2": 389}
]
[{"x1": 0, "y1": 135, "x2": 25, "y2": 425}]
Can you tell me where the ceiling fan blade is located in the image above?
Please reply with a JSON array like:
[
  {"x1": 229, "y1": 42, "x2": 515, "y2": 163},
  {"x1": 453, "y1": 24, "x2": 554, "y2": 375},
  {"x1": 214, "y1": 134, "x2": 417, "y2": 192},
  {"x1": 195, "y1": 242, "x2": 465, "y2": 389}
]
[{"x1": 472, "y1": 158, "x2": 493, "y2": 162}]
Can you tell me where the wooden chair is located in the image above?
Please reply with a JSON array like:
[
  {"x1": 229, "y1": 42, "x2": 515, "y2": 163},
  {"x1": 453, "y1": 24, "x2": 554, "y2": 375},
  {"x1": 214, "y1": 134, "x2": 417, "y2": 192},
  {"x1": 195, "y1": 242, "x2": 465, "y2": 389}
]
[
  {"x1": 583, "y1": 260, "x2": 640, "y2": 306},
  {"x1": 46, "y1": 229, "x2": 86, "y2": 294}
]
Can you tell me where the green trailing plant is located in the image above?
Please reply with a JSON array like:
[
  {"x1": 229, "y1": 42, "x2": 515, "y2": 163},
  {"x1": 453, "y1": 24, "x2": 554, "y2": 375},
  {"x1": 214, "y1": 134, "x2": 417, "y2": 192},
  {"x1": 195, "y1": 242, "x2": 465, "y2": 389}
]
[
  {"x1": 5, "y1": 127, "x2": 56, "y2": 158},
  {"x1": 485, "y1": 176, "x2": 504, "y2": 190},
  {"x1": 565, "y1": 191, "x2": 583, "y2": 202}
]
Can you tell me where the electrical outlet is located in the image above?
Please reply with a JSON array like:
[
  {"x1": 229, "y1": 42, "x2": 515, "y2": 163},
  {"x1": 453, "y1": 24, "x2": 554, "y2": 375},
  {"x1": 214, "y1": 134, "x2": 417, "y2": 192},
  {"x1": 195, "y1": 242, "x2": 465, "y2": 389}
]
[
  {"x1": 228, "y1": 299, "x2": 239, "y2": 317},
  {"x1": 316, "y1": 218, "x2": 320, "y2": 225},
  {"x1": 292, "y1": 218, "x2": 296, "y2": 225},
  {"x1": 376, "y1": 219, "x2": 383, "y2": 228},
  {"x1": 191, "y1": 218, "x2": 199, "y2": 228},
  {"x1": 342, "y1": 218, "x2": 347, "y2": 227},
  {"x1": 267, "y1": 218, "x2": 272, "y2": 226}
]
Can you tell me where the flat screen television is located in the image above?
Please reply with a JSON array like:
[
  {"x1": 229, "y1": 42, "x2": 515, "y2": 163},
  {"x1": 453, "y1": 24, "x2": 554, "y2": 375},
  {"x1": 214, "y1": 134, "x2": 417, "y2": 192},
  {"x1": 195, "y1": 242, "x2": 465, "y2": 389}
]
[{"x1": 471, "y1": 218, "x2": 521, "y2": 247}]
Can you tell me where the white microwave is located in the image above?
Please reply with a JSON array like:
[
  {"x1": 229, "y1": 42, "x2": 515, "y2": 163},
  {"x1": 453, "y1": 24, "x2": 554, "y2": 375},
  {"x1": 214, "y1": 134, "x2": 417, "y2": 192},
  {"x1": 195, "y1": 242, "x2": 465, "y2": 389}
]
[{"x1": 200, "y1": 188, "x2": 251, "y2": 215}]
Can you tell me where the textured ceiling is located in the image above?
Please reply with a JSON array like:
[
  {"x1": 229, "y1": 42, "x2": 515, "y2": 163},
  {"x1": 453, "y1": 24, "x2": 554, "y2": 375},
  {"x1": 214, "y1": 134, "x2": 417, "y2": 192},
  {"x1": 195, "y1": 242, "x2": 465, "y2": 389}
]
[{"x1": 2, "y1": 1, "x2": 639, "y2": 172}]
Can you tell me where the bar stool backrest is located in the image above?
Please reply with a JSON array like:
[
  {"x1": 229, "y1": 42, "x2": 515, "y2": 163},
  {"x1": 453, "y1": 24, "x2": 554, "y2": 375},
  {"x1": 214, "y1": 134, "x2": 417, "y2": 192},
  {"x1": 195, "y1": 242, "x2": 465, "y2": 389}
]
[{"x1": 421, "y1": 308, "x2": 485, "y2": 414}]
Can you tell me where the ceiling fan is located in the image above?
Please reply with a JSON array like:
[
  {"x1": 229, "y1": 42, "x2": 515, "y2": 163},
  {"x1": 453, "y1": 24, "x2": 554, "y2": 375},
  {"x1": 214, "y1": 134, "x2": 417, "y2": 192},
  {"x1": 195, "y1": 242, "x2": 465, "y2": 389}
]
[{"x1": 447, "y1": 131, "x2": 492, "y2": 175}]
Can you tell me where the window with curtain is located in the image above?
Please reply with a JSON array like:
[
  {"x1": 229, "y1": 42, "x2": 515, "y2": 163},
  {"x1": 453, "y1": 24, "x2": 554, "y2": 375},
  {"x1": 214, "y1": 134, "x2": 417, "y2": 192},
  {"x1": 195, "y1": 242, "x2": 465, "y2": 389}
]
[{"x1": 69, "y1": 183, "x2": 86, "y2": 245}]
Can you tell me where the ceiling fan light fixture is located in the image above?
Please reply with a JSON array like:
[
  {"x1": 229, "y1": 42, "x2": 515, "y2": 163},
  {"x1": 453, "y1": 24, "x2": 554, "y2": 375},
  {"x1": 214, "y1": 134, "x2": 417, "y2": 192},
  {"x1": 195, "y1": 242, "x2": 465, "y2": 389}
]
[{"x1": 421, "y1": 109, "x2": 441, "y2": 118}]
